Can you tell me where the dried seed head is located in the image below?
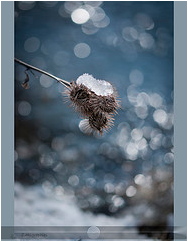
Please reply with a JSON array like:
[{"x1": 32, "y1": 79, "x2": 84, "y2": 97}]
[
  {"x1": 66, "y1": 82, "x2": 93, "y2": 116},
  {"x1": 65, "y1": 73, "x2": 120, "y2": 135},
  {"x1": 88, "y1": 112, "x2": 114, "y2": 134},
  {"x1": 89, "y1": 94, "x2": 120, "y2": 114},
  {"x1": 79, "y1": 113, "x2": 114, "y2": 135},
  {"x1": 66, "y1": 82, "x2": 120, "y2": 116}
]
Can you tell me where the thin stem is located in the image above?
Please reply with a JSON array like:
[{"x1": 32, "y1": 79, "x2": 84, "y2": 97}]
[{"x1": 14, "y1": 58, "x2": 71, "y2": 88}]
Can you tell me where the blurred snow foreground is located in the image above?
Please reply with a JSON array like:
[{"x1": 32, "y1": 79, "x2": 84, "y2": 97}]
[
  {"x1": 14, "y1": 182, "x2": 152, "y2": 240},
  {"x1": 15, "y1": 182, "x2": 134, "y2": 226}
]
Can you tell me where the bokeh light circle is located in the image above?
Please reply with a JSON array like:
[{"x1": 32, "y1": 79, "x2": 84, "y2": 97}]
[
  {"x1": 74, "y1": 43, "x2": 91, "y2": 58},
  {"x1": 71, "y1": 8, "x2": 90, "y2": 24},
  {"x1": 87, "y1": 226, "x2": 100, "y2": 239},
  {"x1": 18, "y1": 101, "x2": 32, "y2": 116},
  {"x1": 24, "y1": 37, "x2": 40, "y2": 53}
]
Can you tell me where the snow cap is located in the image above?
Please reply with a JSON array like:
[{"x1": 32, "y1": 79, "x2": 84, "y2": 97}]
[{"x1": 76, "y1": 73, "x2": 114, "y2": 96}]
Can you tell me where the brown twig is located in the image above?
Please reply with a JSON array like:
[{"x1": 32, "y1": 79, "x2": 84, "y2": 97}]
[{"x1": 14, "y1": 58, "x2": 71, "y2": 88}]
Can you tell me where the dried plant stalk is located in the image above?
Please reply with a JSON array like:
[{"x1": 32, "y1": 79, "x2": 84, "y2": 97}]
[{"x1": 15, "y1": 58, "x2": 120, "y2": 135}]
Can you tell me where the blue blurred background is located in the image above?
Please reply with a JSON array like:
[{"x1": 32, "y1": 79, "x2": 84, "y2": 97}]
[{"x1": 14, "y1": 1, "x2": 174, "y2": 235}]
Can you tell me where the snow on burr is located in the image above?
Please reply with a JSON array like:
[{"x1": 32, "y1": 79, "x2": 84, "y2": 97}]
[{"x1": 76, "y1": 73, "x2": 114, "y2": 96}]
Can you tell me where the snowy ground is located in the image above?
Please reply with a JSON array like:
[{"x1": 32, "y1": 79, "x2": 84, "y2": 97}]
[{"x1": 14, "y1": 182, "x2": 152, "y2": 240}]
